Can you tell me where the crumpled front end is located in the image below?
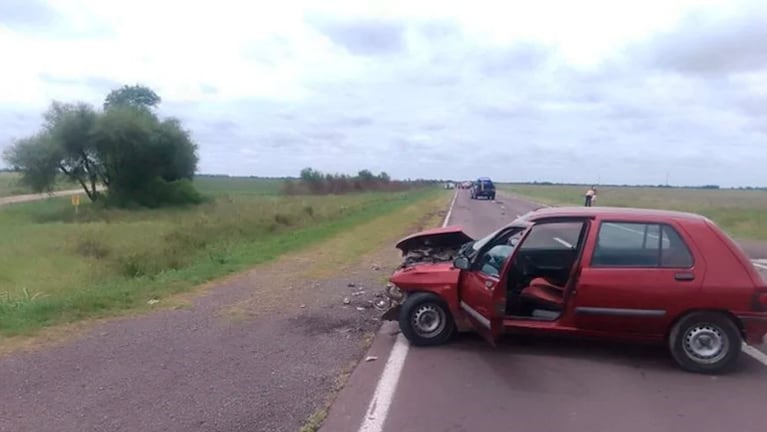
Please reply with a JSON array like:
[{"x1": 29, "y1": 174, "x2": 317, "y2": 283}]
[
  {"x1": 381, "y1": 262, "x2": 463, "y2": 321},
  {"x1": 379, "y1": 226, "x2": 471, "y2": 321},
  {"x1": 395, "y1": 225, "x2": 473, "y2": 269}
]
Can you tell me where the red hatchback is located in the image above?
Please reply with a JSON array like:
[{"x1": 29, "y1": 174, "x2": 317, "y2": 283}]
[{"x1": 383, "y1": 207, "x2": 767, "y2": 373}]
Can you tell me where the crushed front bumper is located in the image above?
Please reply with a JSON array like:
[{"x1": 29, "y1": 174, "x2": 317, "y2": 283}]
[
  {"x1": 381, "y1": 305, "x2": 402, "y2": 321},
  {"x1": 380, "y1": 284, "x2": 406, "y2": 321}
]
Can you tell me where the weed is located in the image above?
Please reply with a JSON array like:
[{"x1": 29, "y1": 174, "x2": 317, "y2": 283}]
[{"x1": 75, "y1": 238, "x2": 110, "y2": 259}]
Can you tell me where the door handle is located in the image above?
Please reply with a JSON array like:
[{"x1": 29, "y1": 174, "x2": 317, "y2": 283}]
[{"x1": 674, "y1": 272, "x2": 695, "y2": 281}]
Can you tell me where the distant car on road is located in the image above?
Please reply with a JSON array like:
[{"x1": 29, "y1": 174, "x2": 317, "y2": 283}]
[
  {"x1": 383, "y1": 207, "x2": 767, "y2": 374},
  {"x1": 470, "y1": 177, "x2": 495, "y2": 200}
]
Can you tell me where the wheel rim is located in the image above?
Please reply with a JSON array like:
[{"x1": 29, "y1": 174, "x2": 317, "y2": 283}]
[
  {"x1": 682, "y1": 323, "x2": 729, "y2": 365},
  {"x1": 411, "y1": 303, "x2": 447, "y2": 339}
]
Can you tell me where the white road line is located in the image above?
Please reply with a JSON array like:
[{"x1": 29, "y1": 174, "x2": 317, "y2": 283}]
[
  {"x1": 742, "y1": 343, "x2": 767, "y2": 367},
  {"x1": 752, "y1": 260, "x2": 767, "y2": 271},
  {"x1": 443, "y1": 190, "x2": 458, "y2": 228},
  {"x1": 358, "y1": 335, "x2": 409, "y2": 432},
  {"x1": 553, "y1": 237, "x2": 573, "y2": 248},
  {"x1": 357, "y1": 190, "x2": 458, "y2": 432}
]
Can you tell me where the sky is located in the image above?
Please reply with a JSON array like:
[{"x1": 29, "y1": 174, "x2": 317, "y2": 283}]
[{"x1": 1, "y1": 0, "x2": 766, "y2": 186}]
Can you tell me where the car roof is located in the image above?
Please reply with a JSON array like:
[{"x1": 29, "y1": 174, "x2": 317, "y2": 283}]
[
  {"x1": 477, "y1": 177, "x2": 492, "y2": 181},
  {"x1": 525, "y1": 206, "x2": 709, "y2": 222}
]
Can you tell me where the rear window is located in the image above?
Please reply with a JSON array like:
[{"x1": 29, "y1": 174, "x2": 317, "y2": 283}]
[{"x1": 592, "y1": 222, "x2": 694, "y2": 268}]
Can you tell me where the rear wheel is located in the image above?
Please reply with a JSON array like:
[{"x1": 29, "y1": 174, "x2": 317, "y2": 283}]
[
  {"x1": 399, "y1": 292, "x2": 455, "y2": 346},
  {"x1": 668, "y1": 312, "x2": 741, "y2": 374}
]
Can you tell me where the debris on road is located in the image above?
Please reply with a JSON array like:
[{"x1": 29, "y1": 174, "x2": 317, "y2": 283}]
[
  {"x1": 356, "y1": 307, "x2": 366, "y2": 311},
  {"x1": 365, "y1": 356, "x2": 378, "y2": 362},
  {"x1": 372, "y1": 264, "x2": 381, "y2": 271},
  {"x1": 347, "y1": 282, "x2": 356, "y2": 288},
  {"x1": 343, "y1": 297, "x2": 351, "y2": 305},
  {"x1": 300, "y1": 304, "x2": 306, "y2": 308},
  {"x1": 147, "y1": 299, "x2": 159, "y2": 305}
]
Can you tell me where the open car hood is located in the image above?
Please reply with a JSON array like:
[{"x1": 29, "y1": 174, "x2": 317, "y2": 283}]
[{"x1": 395, "y1": 225, "x2": 473, "y2": 254}]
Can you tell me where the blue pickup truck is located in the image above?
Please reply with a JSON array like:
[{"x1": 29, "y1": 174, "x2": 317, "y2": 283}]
[{"x1": 470, "y1": 177, "x2": 496, "y2": 200}]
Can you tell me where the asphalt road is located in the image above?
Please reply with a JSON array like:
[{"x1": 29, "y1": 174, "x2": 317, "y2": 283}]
[{"x1": 322, "y1": 189, "x2": 767, "y2": 432}]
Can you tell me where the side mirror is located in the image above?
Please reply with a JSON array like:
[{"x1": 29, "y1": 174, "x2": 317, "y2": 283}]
[{"x1": 453, "y1": 256, "x2": 470, "y2": 270}]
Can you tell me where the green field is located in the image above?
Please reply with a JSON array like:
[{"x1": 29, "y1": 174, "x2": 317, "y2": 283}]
[
  {"x1": 193, "y1": 175, "x2": 284, "y2": 196},
  {"x1": 504, "y1": 184, "x2": 767, "y2": 240},
  {"x1": 0, "y1": 177, "x2": 440, "y2": 335},
  {"x1": 0, "y1": 172, "x2": 77, "y2": 198}
]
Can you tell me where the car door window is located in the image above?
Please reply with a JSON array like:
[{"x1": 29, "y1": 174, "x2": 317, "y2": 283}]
[
  {"x1": 660, "y1": 225, "x2": 694, "y2": 268},
  {"x1": 479, "y1": 244, "x2": 514, "y2": 277},
  {"x1": 592, "y1": 222, "x2": 693, "y2": 268},
  {"x1": 476, "y1": 230, "x2": 524, "y2": 277}
]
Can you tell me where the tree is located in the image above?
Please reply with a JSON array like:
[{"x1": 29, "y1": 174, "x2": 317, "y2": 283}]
[
  {"x1": 357, "y1": 169, "x2": 374, "y2": 182},
  {"x1": 103, "y1": 84, "x2": 161, "y2": 111},
  {"x1": 45, "y1": 102, "x2": 103, "y2": 200},
  {"x1": 3, "y1": 133, "x2": 62, "y2": 192},
  {"x1": 91, "y1": 107, "x2": 199, "y2": 206},
  {"x1": 3, "y1": 85, "x2": 200, "y2": 207}
]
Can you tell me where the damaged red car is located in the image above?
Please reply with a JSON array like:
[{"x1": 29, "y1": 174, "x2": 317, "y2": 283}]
[{"x1": 383, "y1": 207, "x2": 767, "y2": 374}]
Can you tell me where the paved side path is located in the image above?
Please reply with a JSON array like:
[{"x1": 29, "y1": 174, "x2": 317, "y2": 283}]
[{"x1": 0, "y1": 188, "x2": 87, "y2": 207}]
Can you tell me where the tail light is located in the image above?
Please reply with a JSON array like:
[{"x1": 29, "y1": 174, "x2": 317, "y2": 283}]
[{"x1": 754, "y1": 288, "x2": 767, "y2": 312}]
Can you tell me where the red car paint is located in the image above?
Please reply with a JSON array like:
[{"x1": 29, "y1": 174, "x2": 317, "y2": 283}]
[
  {"x1": 395, "y1": 225, "x2": 473, "y2": 252},
  {"x1": 389, "y1": 207, "x2": 767, "y2": 346}
]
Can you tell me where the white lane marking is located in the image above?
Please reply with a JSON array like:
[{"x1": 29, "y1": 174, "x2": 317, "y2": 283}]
[
  {"x1": 742, "y1": 343, "x2": 767, "y2": 367},
  {"x1": 357, "y1": 190, "x2": 458, "y2": 432},
  {"x1": 443, "y1": 190, "x2": 458, "y2": 228},
  {"x1": 358, "y1": 335, "x2": 409, "y2": 432},
  {"x1": 553, "y1": 237, "x2": 573, "y2": 248},
  {"x1": 752, "y1": 260, "x2": 767, "y2": 271}
]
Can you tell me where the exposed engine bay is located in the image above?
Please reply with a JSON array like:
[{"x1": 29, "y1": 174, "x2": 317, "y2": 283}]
[
  {"x1": 394, "y1": 225, "x2": 473, "y2": 269},
  {"x1": 398, "y1": 245, "x2": 461, "y2": 269}
]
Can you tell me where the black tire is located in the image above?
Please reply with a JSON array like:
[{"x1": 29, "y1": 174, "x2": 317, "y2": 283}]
[
  {"x1": 399, "y1": 292, "x2": 455, "y2": 346},
  {"x1": 668, "y1": 311, "x2": 741, "y2": 374}
]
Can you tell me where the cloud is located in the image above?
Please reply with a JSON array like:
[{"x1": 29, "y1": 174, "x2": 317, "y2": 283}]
[
  {"x1": 0, "y1": 0, "x2": 57, "y2": 29},
  {"x1": 643, "y1": 7, "x2": 767, "y2": 75},
  {"x1": 308, "y1": 16, "x2": 406, "y2": 56},
  {"x1": 1, "y1": 0, "x2": 766, "y2": 187}
]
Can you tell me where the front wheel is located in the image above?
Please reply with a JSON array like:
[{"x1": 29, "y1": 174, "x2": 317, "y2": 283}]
[
  {"x1": 668, "y1": 312, "x2": 741, "y2": 374},
  {"x1": 399, "y1": 292, "x2": 455, "y2": 346}
]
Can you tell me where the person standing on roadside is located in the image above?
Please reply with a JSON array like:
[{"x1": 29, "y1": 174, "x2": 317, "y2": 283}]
[{"x1": 584, "y1": 186, "x2": 596, "y2": 207}]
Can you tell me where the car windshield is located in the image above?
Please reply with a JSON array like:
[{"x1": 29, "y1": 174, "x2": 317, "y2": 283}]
[{"x1": 466, "y1": 213, "x2": 533, "y2": 256}]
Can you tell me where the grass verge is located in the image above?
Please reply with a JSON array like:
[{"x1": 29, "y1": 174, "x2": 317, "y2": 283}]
[
  {"x1": 504, "y1": 184, "x2": 767, "y2": 240},
  {"x1": 0, "y1": 188, "x2": 443, "y2": 336}
]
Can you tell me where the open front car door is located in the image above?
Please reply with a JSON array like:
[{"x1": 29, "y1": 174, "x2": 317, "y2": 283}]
[{"x1": 457, "y1": 227, "x2": 529, "y2": 346}]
